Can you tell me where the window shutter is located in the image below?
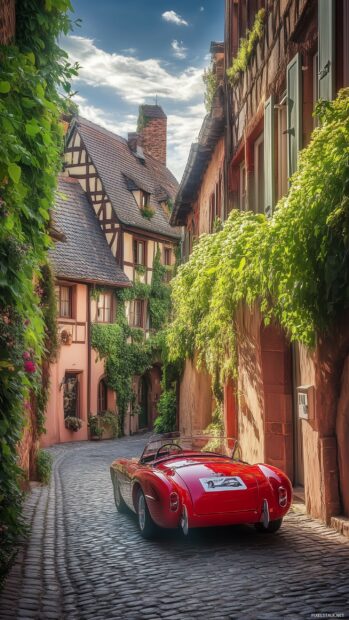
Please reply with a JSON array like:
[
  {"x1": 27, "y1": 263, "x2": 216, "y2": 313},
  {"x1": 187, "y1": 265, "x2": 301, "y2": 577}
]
[
  {"x1": 287, "y1": 53, "x2": 302, "y2": 179},
  {"x1": 318, "y1": 0, "x2": 335, "y2": 101},
  {"x1": 264, "y1": 96, "x2": 275, "y2": 217}
]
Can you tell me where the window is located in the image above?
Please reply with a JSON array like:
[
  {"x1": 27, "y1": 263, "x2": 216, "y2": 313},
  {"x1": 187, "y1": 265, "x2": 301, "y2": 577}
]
[
  {"x1": 56, "y1": 285, "x2": 73, "y2": 318},
  {"x1": 133, "y1": 239, "x2": 146, "y2": 266},
  {"x1": 287, "y1": 53, "x2": 302, "y2": 179},
  {"x1": 239, "y1": 162, "x2": 247, "y2": 211},
  {"x1": 141, "y1": 191, "x2": 150, "y2": 208},
  {"x1": 164, "y1": 248, "x2": 171, "y2": 266},
  {"x1": 63, "y1": 372, "x2": 80, "y2": 418},
  {"x1": 164, "y1": 247, "x2": 172, "y2": 283},
  {"x1": 98, "y1": 378, "x2": 108, "y2": 413},
  {"x1": 97, "y1": 292, "x2": 112, "y2": 323},
  {"x1": 254, "y1": 133, "x2": 264, "y2": 214},
  {"x1": 130, "y1": 299, "x2": 145, "y2": 328},
  {"x1": 277, "y1": 101, "x2": 288, "y2": 200}
]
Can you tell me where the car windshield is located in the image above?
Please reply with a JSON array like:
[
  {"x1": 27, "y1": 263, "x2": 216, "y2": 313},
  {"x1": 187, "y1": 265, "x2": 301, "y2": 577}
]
[{"x1": 139, "y1": 433, "x2": 242, "y2": 464}]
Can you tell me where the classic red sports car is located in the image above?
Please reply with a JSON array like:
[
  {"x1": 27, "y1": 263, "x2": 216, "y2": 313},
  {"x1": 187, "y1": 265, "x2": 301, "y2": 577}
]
[{"x1": 110, "y1": 433, "x2": 292, "y2": 539}]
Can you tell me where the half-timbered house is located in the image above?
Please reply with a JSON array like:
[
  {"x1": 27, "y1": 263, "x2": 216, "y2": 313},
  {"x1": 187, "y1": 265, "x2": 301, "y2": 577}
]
[{"x1": 44, "y1": 105, "x2": 180, "y2": 444}]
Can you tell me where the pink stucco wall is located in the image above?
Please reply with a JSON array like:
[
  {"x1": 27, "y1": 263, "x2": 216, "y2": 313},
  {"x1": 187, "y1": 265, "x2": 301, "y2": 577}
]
[{"x1": 41, "y1": 283, "x2": 89, "y2": 446}]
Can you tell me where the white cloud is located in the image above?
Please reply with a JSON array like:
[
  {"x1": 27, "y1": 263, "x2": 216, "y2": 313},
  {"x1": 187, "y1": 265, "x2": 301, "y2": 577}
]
[
  {"x1": 64, "y1": 35, "x2": 203, "y2": 104},
  {"x1": 171, "y1": 40, "x2": 187, "y2": 59},
  {"x1": 64, "y1": 37, "x2": 207, "y2": 181},
  {"x1": 73, "y1": 94, "x2": 136, "y2": 136},
  {"x1": 167, "y1": 102, "x2": 206, "y2": 180},
  {"x1": 200, "y1": 6, "x2": 204, "y2": 11},
  {"x1": 120, "y1": 47, "x2": 137, "y2": 55},
  {"x1": 162, "y1": 10, "x2": 188, "y2": 26}
]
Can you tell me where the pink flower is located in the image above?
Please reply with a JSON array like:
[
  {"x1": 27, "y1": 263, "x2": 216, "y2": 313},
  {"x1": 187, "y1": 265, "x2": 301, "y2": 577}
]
[
  {"x1": 22, "y1": 351, "x2": 31, "y2": 360},
  {"x1": 24, "y1": 360, "x2": 36, "y2": 373}
]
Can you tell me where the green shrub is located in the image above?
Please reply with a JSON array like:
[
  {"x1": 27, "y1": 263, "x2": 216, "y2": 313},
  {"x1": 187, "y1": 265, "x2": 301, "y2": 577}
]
[
  {"x1": 154, "y1": 390, "x2": 177, "y2": 433},
  {"x1": 36, "y1": 450, "x2": 52, "y2": 485}
]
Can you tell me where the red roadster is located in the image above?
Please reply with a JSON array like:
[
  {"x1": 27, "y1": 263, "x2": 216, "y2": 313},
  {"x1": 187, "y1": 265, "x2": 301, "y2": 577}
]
[{"x1": 110, "y1": 433, "x2": 292, "y2": 539}]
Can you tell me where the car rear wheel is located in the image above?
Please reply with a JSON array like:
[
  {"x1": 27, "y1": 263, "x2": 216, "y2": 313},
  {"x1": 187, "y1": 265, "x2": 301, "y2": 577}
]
[
  {"x1": 255, "y1": 518, "x2": 283, "y2": 534},
  {"x1": 137, "y1": 490, "x2": 158, "y2": 539},
  {"x1": 113, "y1": 477, "x2": 128, "y2": 513}
]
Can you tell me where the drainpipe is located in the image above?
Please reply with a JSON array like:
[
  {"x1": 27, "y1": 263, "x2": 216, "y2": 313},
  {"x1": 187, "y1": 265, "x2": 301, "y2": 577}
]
[{"x1": 87, "y1": 284, "x2": 91, "y2": 423}]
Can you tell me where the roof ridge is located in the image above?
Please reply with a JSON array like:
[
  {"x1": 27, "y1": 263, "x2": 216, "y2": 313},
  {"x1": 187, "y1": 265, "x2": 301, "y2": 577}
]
[{"x1": 76, "y1": 115, "x2": 127, "y2": 145}]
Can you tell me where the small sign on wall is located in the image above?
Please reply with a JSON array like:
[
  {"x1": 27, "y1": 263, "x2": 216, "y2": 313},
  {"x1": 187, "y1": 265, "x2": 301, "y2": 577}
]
[{"x1": 297, "y1": 385, "x2": 315, "y2": 420}]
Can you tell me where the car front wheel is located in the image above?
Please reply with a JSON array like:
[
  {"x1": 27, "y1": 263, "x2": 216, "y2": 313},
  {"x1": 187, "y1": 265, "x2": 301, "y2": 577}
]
[
  {"x1": 255, "y1": 518, "x2": 283, "y2": 534},
  {"x1": 137, "y1": 490, "x2": 158, "y2": 539}
]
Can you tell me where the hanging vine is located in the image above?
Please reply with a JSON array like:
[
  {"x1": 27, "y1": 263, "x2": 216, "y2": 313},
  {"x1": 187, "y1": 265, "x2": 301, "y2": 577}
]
[
  {"x1": 167, "y1": 91, "x2": 349, "y2": 387},
  {"x1": 226, "y1": 9, "x2": 265, "y2": 84},
  {"x1": 91, "y1": 247, "x2": 179, "y2": 431},
  {"x1": 0, "y1": 0, "x2": 77, "y2": 583}
]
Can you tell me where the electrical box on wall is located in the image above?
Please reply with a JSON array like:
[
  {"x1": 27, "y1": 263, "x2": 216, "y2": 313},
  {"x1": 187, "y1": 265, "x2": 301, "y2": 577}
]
[{"x1": 297, "y1": 385, "x2": 315, "y2": 420}]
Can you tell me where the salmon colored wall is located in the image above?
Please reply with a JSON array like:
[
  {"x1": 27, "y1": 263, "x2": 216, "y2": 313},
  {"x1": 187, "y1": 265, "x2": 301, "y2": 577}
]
[
  {"x1": 90, "y1": 348, "x2": 116, "y2": 415},
  {"x1": 235, "y1": 304, "x2": 265, "y2": 464},
  {"x1": 41, "y1": 283, "x2": 89, "y2": 447},
  {"x1": 178, "y1": 358, "x2": 214, "y2": 435},
  {"x1": 197, "y1": 138, "x2": 224, "y2": 235}
]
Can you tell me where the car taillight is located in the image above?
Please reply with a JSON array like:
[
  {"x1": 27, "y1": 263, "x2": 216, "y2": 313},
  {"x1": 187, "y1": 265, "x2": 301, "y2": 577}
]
[
  {"x1": 169, "y1": 492, "x2": 179, "y2": 512},
  {"x1": 278, "y1": 486, "x2": 287, "y2": 507}
]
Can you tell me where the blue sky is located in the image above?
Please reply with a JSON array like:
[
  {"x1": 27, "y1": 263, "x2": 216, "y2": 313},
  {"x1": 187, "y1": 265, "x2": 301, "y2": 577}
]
[{"x1": 63, "y1": 1, "x2": 224, "y2": 179}]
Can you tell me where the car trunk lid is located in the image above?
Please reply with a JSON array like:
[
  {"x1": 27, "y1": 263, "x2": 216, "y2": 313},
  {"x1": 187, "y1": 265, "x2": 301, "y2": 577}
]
[{"x1": 175, "y1": 460, "x2": 259, "y2": 516}]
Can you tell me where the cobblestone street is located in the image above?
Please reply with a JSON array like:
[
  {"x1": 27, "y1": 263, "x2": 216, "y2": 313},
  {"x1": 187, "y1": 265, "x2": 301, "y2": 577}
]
[{"x1": 1, "y1": 435, "x2": 349, "y2": 620}]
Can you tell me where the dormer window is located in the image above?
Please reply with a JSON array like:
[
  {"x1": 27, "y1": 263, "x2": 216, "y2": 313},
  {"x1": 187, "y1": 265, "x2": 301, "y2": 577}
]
[{"x1": 141, "y1": 191, "x2": 150, "y2": 209}]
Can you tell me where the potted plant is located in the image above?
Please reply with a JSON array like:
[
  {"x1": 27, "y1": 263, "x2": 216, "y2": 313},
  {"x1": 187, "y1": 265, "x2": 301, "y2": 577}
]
[
  {"x1": 100, "y1": 410, "x2": 120, "y2": 439},
  {"x1": 88, "y1": 414, "x2": 103, "y2": 440},
  {"x1": 64, "y1": 416, "x2": 83, "y2": 432}
]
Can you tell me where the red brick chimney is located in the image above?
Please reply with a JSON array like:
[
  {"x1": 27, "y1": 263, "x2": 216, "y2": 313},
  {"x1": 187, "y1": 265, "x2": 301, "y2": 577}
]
[{"x1": 137, "y1": 105, "x2": 167, "y2": 166}]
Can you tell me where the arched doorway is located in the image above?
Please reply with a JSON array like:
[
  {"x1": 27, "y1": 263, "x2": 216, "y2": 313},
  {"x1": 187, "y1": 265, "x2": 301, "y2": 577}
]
[{"x1": 260, "y1": 323, "x2": 296, "y2": 481}]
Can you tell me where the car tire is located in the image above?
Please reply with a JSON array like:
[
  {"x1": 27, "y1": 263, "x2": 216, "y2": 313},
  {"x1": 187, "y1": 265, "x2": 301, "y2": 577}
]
[
  {"x1": 113, "y1": 477, "x2": 128, "y2": 513},
  {"x1": 255, "y1": 518, "x2": 283, "y2": 534},
  {"x1": 137, "y1": 490, "x2": 158, "y2": 539}
]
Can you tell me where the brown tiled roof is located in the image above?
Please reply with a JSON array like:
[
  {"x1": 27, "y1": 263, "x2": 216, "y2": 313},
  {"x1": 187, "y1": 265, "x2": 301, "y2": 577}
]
[
  {"x1": 74, "y1": 117, "x2": 180, "y2": 239},
  {"x1": 49, "y1": 177, "x2": 130, "y2": 287}
]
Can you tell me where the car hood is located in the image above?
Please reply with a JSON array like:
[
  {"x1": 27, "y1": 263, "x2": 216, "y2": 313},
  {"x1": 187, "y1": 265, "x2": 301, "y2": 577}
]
[{"x1": 171, "y1": 459, "x2": 260, "y2": 516}]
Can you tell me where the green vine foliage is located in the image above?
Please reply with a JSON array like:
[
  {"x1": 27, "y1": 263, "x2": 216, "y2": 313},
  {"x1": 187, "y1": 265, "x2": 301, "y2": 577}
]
[
  {"x1": 167, "y1": 91, "x2": 349, "y2": 386},
  {"x1": 91, "y1": 248, "x2": 175, "y2": 430},
  {"x1": 0, "y1": 0, "x2": 77, "y2": 583},
  {"x1": 203, "y1": 65, "x2": 218, "y2": 113},
  {"x1": 226, "y1": 9, "x2": 265, "y2": 84}
]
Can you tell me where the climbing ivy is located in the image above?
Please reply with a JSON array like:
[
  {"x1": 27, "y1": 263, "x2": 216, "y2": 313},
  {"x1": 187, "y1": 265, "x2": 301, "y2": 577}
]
[
  {"x1": 226, "y1": 9, "x2": 265, "y2": 84},
  {"x1": 0, "y1": 0, "x2": 77, "y2": 583},
  {"x1": 167, "y1": 91, "x2": 349, "y2": 387},
  {"x1": 91, "y1": 247, "x2": 178, "y2": 431},
  {"x1": 203, "y1": 65, "x2": 218, "y2": 113}
]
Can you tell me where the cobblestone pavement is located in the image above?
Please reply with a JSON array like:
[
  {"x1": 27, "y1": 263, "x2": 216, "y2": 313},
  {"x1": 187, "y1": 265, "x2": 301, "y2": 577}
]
[{"x1": 1, "y1": 435, "x2": 349, "y2": 620}]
